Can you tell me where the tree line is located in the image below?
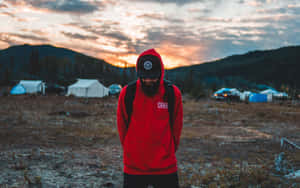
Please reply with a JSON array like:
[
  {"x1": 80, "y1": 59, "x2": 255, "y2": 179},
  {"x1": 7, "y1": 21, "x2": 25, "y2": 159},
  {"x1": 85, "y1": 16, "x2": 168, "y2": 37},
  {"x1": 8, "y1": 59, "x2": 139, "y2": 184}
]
[{"x1": 0, "y1": 49, "x2": 136, "y2": 87}]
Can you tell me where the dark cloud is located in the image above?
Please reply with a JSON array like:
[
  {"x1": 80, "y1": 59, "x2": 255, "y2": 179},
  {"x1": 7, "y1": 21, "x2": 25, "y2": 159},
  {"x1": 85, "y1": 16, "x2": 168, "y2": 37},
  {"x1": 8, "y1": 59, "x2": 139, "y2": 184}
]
[
  {"x1": 40, "y1": 0, "x2": 99, "y2": 14},
  {"x1": 0, "y1": 3, "x2": 8, "y2": 8},
  {"x1": 20, "y1": 29, "x2": 49, "y2": 37},
  {"x1": 256, "y1": 7, "x2": 300, "y2": 15},
  {"x1": 0, "y1": 11, "x2": 30, "y2": 22},
  {"x1": 137, "y1": 13, "x2": 184, "y2": 24},
  {"x1": 5, "y1": 0, "x2": 100, "y2": 14},
  {"x1": 254, "y1": 0, "x2": 266, "y2": 3},
  {"x1": 145, "y1": 27, "x2": 198, "y2": 46},
  {"x1": 104, "y1": 32, "x2": 130, "y2": 42},
  {"x1": 31, "y1": 30, "x2": 48, "y2": 36},
  {"x1": 196, "y1": 17, "x2": 233, "y2": 23},
  {"x1": 269, "y1": 6, "x2": 300, "y2": 15},
  {"x1": 188, "y1": 7, "x2": 212, "y2": 14},
  {"x1": 64, "y1": 22, "x2": 131, "y2": 42},
  {"x1": 259, "y1": 20, "x2": 300, "y2": 47},
  {"x1": 0, "y1": 33, "x2": 18, "y2": 46},
  {"x1": 61, "y1": 31, "x2": 98, "y2": 40},
  {"x1": 62, "y1": 22, "x2": 133, "y2": 53},
  {"x1": 129, "y1": 0, "x2": 206, "y2": 6},
  {"x1": 137, "y1": 13, "x2": 165, "y2": 20},
  {"x1": 288, "y1": 7, "x2": 300, "y2": 15},
  {"x1": 0, "y1": 12, "x2": 16, "y2": 18},
  {"x1": 0, "y1": 32, "x2": 49, "y2": 46},
  {"x1": 240, "y1": 15, "x2": 295, "y2": 23},
  {"x1": 10, "y1": 33, "x2": 50, "y2": 42},
  {"x1": 128, "y1": 40, "x2": 153, "y2": 54}
]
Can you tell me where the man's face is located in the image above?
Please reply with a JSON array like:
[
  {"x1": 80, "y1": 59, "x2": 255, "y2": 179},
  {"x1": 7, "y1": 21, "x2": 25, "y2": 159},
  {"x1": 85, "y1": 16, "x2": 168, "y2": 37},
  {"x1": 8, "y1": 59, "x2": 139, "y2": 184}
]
[
  {"x1": 140, "y1": 77, "x2": 160, "y2": 96},
  {"x1": 141, "y1": 78, "x2": 159, "y2": 87}
]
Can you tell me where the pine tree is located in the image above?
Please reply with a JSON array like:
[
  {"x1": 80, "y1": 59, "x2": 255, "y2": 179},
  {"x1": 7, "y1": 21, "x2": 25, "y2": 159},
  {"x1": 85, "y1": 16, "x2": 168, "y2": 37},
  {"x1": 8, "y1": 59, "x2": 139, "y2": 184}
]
[
  {"x1": 9, "y1": 56, "x2": 14, "y2": 80},
  {"x1": 29, "y1": 50, "x2": 39, "y2": 76},
  {"x1": 122, "y1": 62, "x2": 128, "y2": 85}
]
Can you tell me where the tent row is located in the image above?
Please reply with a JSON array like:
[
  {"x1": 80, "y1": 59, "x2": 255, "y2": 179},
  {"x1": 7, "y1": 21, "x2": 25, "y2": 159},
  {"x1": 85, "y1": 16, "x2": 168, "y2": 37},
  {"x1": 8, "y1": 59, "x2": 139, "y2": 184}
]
[
  {"x1": 11, "y1": 80, "x2": 46, "y2": 95},
  {"x1": 213, "y1": 88, "x2": 289, "y2": 103},
  {"x1": 10, "y1": 79, "x2": 121, "y2": 98},
  {"x1": 67, "y1": 79, "x2": 109, "y2": 97}
]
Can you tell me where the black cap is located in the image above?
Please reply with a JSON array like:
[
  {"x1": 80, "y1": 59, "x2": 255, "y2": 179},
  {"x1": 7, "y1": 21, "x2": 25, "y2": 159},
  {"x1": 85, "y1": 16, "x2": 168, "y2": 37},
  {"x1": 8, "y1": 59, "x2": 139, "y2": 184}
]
[{"x1": 137, "y1": 55, "x2": 161, "y2": 79}]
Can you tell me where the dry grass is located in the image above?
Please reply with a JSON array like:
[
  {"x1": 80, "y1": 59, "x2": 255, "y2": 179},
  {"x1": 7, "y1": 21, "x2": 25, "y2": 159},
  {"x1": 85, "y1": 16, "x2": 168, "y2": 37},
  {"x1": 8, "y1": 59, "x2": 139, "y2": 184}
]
[
  {"x1": 180, "y1": 98, "x2": 300, "y2": 187},
  {"x1": 0, "y1": 95, "x2": 118, "y2": 147},
  {"x1": 0, "y1": 95, "x2": 300, "y2": 187}
]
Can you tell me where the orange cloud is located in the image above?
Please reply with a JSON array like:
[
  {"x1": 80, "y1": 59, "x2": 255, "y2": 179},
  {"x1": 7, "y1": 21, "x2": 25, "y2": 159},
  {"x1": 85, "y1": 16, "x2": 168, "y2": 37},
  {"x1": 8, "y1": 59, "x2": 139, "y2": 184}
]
[
  {"x1": 96, "y1": 42, "x2": 206, "y2": 69},
  {"x1": 98, "y1": 52, "x2": 137, "y2": 68},
  {"x1": 155, "y1": 42, "x2": 204, "y2": 69},
  {"x1": 0, "y1": 13, "x2": 13, "y2": 18}
]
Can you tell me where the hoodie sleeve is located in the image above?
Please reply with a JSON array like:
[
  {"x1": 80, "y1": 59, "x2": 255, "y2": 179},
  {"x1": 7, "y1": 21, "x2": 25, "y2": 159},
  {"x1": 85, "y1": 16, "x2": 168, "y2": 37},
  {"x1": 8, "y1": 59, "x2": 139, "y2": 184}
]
[
  {"x1": 172, "y1": 86, "x2": 183, "y2": 152},
  {"x1": 117, "y1": 86, "x2": 128, "y2": 148}
]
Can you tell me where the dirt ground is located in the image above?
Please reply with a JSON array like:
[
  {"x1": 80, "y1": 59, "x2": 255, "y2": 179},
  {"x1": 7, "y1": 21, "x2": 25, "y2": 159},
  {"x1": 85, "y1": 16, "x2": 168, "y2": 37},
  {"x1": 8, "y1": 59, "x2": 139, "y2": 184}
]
[{"x1": 0, "y1": 95, "x2": 299, "y2": 188}]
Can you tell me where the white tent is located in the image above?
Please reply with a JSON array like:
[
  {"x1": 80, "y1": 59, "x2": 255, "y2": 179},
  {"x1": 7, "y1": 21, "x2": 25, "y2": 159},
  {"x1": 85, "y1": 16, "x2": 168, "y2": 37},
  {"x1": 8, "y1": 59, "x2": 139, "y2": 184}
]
[
  {"x1": 19, "y1": 80, "x2": 45, "y2": 94},
  {"x1": 240, "y1": 91, "x2": 254, "y2": 101},
  {"x1": 228, "y1": 88, "x2": 241, "y2": 96},
  {"x1": 67, "y1": 79, "x2": 109, "y2": 98},
  {"x1": 260, "y1": 89, "x2": 278, "y2": 95},
  {"x1": 276, "y1": 92, "x2": 288, "y2": 97},
  {"x1": 260, "y1": 89, "x2": 288, "y2": 98}
]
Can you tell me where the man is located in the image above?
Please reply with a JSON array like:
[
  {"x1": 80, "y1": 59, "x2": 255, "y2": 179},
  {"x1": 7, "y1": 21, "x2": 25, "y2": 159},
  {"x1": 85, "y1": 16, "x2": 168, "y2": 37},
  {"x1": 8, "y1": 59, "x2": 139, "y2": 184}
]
[{"x1": 117, "y1": 49, "x2": 183, "y2": 188}]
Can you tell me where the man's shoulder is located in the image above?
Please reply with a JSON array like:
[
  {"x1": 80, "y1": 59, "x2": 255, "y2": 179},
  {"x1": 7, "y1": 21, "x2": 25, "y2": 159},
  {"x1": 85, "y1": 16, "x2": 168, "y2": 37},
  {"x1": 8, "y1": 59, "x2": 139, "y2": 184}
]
[
  {"x1": 162, "y1": 80, "x2": 181, "y2": 99},
  {"x1": 171, "y1": 84, "x2": 182, "y2": 98},
  {"x1": 119, "y1": 85, "x2": 129, "y2": 100},
  {"x1": 124, "y1": 81, "x2": 137, "y2": 94},
  {"x1": 127, "y1": 80, "x2": 137, "y2": 87}
]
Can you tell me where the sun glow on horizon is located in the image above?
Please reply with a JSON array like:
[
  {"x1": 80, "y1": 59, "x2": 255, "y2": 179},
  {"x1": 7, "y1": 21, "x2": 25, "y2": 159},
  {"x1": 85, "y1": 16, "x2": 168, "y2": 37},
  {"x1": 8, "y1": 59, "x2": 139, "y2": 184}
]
[
  {"x1": 1, "y1": 0, "x2": 299, "y2": 70},
  {"x1": 155, "y1": 42, "x2": 205, "y2": 69}
]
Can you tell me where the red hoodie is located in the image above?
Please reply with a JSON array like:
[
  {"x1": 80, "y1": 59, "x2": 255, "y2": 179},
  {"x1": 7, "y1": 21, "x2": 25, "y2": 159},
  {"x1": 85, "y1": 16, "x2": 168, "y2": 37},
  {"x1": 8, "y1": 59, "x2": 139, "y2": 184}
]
[{"x1": 117, "y1": 49, "x2": 183, "y2": 175}]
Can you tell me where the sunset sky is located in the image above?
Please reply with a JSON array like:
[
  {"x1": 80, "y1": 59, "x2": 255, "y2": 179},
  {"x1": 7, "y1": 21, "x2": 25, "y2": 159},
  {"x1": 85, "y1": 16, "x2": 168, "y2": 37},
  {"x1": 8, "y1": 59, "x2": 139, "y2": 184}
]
[{"x1": 0, "y1": 0, "x2": 299, "y2": 68}]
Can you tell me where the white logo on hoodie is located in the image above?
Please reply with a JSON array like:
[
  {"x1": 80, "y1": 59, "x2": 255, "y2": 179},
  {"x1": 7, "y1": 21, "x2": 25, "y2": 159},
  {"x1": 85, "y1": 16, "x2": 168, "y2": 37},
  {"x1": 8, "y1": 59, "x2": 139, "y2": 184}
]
[{"x1": 157, "y1": 102, "x2": 168, "y2": 109}]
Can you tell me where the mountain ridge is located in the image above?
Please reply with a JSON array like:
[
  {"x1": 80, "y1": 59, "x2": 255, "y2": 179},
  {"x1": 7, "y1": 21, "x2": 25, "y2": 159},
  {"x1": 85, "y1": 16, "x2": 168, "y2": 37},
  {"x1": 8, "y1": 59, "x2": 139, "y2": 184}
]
[
  {"x1": 166, "y1": 45, "x2": 300, "y2": 92},
  {"x1": 0, "y1": 44, "x2": 299, "y2": 92}
]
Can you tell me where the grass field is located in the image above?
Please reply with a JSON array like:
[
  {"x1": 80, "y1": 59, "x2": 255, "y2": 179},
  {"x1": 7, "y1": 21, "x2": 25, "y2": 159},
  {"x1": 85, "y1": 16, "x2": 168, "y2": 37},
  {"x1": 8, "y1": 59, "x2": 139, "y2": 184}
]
[{"x1": 0, "y1": 95, "x2": 299, "y2": 187}]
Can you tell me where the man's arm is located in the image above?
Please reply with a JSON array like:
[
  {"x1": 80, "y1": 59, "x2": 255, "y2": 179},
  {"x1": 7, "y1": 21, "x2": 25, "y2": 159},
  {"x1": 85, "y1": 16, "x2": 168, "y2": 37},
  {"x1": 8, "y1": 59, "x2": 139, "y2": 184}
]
[
  {"x1": 172, "y1": 86, "x2": 183, "y2": 152},
  {"x1": 117, "y1": 86, "x2": 128, "y2": 148}
]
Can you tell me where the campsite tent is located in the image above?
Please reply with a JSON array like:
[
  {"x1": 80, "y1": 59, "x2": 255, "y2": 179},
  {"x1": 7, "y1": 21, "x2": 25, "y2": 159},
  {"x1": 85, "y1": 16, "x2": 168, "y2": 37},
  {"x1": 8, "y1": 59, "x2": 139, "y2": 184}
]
[
  {"x1": 249, "y1": 93, "x2": 268, "y2": 103},
  {"x1": 213, "y1": 88, "x2": 241, "y2": 100},
  {"x1": 260, "y1": 88, "x2": 288, "y2": 99},
  {"x1": 260, "y1": 89, "x2": 279, "y2": 95},
  {"x1": 276, "y1": 92, "x2": 288, "y2": 97},
  {"x1": 10, "y1": 84, "x2": 26, "y2": 95},
  {"x1": 19, "y1": 80, "x2": 45, "y2": 94},
  {"x1": 108, "y1": 84, "x2": 122, "y2": 95},
  {"x1": 67, "y1": 79, "x2": 109, "y2": 98},
  {"x1": 214, "y1": 88, "x2": 241, "y2": 95},
  {"x1": 240, "y1": 91, "x2": 254, "y2": 101}
]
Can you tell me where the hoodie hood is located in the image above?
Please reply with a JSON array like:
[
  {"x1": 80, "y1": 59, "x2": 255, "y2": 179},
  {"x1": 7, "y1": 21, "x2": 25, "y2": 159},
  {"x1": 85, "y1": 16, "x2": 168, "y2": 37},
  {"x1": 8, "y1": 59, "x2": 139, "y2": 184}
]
[{"x1": 136, "y1": 49, "x2": 165, "y2": 85}]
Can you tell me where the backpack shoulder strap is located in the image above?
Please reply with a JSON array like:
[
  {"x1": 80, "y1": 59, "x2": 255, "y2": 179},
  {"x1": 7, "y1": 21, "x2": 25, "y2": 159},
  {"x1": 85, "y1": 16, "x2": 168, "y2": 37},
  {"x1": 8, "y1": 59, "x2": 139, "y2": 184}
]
[
  {"x1": 163, "y1": 80, "x2": 175, "y2": 130},
  {"x1": 124, "y1": 80, "x2": 137, "y2": 129}
]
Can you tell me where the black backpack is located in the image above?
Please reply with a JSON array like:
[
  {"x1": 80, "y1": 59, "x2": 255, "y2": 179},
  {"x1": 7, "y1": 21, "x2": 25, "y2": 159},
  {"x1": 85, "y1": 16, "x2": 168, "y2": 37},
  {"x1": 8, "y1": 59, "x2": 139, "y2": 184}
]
[{"x1": 124, "y1": 80, "x2": 175, "y2": 130}]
